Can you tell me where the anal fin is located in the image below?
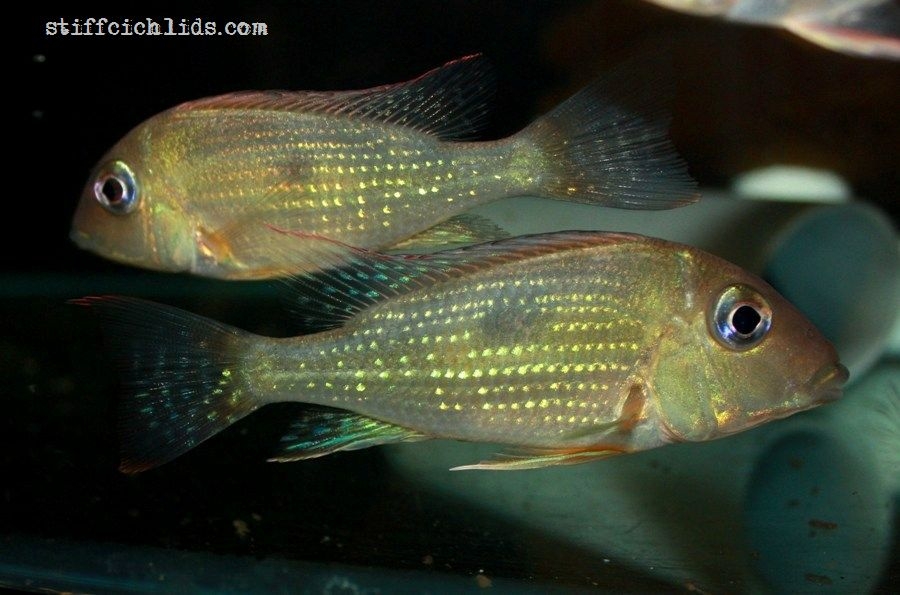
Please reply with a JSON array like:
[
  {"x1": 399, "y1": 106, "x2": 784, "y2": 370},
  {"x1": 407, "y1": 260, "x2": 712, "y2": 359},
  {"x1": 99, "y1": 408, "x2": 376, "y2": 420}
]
[
  {"x1": 269, "y1": 410, "x2": 427, "y2": 462},
  {"x1": 387, "y1": 214, "x2": 509, "y2": 252}
]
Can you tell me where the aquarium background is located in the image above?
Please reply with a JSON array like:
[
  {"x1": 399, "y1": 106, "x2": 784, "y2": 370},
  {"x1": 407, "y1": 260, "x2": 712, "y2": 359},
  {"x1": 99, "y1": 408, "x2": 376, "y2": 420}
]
[{"x1": 9, "y1": 1, "x2": 899, "y2": 593}]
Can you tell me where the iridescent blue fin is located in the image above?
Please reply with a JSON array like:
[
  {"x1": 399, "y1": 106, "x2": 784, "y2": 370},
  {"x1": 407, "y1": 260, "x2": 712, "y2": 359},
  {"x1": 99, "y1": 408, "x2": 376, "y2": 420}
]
[
  {"x1": 177, "y1": 54, "x2": 495, "y2": 141},
  {"x1": 269, "y1": 410, "x2": 426, "y2": 462},
  {"x1": 71, "y1": 296, "x2": 259, "y2": 473}
]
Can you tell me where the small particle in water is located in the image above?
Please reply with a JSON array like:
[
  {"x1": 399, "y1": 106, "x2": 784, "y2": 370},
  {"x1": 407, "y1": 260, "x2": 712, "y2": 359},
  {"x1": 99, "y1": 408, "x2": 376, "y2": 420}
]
[
  {"x1": 33, "y1": 54, "x2": 46, "y2": 63},
  {"x1": 684, "y1": 580, "x2": 712, "y2": 594},
  {"x1": 789, "y1": 457, "x2": 803, "y2": 469},
  {"x1": 475, "y1": 573, "x2": 492, "y2": 588},
  {"x1": 251, "y1": 512, "x2": 262, "y2": 521},
  {"x1": 805, "y1": 573, "x2": 833, "y2": 585},
  {"x1": 808, "y1": 518, "x2": 838, "y2": 530},
  {"x1": 810, "y1": 486, "x2": 820, "y2": 496},
  {"x1": 33, "y1": 110, "x2": 44, "y2": 120},
  {"x1": 422, "y1": 554, "x2": 434, "y2": 565},
  {"x1": 787, "y1": 499, "x2": 800, "y2": 508},
  {"x1": 233, "y1": 519, "x2": 250, "y2": 538}
]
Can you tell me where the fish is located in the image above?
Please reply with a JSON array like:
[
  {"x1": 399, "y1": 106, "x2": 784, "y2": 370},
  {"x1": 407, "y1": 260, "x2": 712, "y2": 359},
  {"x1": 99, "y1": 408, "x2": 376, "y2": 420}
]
[
  {"x1": 70, "y1": 54, "x2": 698, "y2": 280},
  {"x1": 644, "y1": 0, "x2": 900, "y2": 60},
  {"x1": 73, "y1": 230, "x2": 848, "y2": 473}
]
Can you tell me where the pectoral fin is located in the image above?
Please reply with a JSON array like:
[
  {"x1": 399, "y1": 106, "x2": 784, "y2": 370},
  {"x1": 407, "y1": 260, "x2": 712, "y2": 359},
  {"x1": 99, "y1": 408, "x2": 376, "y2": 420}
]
[
  {"x1": 269, "y1": 410, "x2": 427, "y2": 462},
  {"x1": 194, "y1": 222, "x2": 292, "y2": 280}
]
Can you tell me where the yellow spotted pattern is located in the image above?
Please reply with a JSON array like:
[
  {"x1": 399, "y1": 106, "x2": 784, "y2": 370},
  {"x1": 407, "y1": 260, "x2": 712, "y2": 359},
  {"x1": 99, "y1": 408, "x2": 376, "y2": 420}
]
[{"x1": 250, "y1": 249, "x2": 671, "y2": 448}]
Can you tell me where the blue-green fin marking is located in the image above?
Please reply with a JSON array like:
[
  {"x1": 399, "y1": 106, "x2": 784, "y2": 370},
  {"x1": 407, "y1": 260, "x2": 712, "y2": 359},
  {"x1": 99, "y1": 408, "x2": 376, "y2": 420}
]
[
  {"x1": 270, "y1": 410, "x2": 426, "y2": 462},
  {"x1": 71, "y1": 296, "x2": 259, "y2": 473}
]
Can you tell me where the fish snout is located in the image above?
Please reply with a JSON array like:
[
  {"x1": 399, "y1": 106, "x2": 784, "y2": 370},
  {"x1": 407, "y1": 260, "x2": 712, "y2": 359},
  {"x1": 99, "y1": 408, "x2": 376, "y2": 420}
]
[{"x1": 810, "y1": 363, "x2": 849, "y2": 403}]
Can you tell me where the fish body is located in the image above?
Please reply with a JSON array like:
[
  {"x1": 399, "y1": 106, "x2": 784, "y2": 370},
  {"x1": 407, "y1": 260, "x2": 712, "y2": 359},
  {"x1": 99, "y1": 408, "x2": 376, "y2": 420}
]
[
  {"x1": 77, "y1": 231, "x2": 847, "y2": 472},
  {"x1": 645, "y1": 0, "x2": 900, "y2": 60},
  {"x1": 71, "y1": 55, "x2": 697, "y2": 279}
]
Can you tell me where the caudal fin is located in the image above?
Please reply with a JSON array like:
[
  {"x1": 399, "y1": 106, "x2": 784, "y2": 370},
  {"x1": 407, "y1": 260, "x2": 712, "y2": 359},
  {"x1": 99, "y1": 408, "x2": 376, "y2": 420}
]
[
  {"x1": 72, "y1": 296, "x2": 260, "y2": 473},
  {"x1": 523, "y1": 54, "x2": 698, "y2": 209}
]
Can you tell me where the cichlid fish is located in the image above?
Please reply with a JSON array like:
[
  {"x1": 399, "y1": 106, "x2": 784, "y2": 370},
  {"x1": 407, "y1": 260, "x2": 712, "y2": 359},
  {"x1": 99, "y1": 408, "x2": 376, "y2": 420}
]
[
  {"x1": 71, "y1": 55, "x2": 697, "y2": 280},
  {"x1": 644, "y1": 0, "x2": 900, "y2": 60},
  {"x1": 75, "y1": 230, "x2": 847, "y2": 473}
]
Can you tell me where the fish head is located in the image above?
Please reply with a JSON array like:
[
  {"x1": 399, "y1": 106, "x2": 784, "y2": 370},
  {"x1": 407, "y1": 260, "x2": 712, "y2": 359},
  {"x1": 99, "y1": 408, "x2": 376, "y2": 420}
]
[
  {"x1": 70, "y1": 117, "x2": 196, "y2": 273},
  {"x1": 648, "y1": 252, "x2": 848, "y2": 443}
]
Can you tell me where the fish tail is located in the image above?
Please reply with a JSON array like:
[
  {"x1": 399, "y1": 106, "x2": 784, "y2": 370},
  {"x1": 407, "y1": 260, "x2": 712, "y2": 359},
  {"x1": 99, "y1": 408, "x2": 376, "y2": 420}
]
[
  {"x1": 522, "y1": 55, "x2": 698, "y2": 209},
  {"x1": 71, "y1": 296, "x2": 261, "y2": 473}
]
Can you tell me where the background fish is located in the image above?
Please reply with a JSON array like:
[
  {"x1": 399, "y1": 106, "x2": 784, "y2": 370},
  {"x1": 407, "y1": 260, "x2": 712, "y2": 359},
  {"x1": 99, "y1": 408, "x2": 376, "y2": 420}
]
[
  {"x1": 70, "y1": 55, "x2": 697, "y2": 280},
  {"x1": 644, "y1": 0, "x2": 900, "y2": 60},
  {"x1": 75, "y1": 231, "x2": 847, "y2": 473}
]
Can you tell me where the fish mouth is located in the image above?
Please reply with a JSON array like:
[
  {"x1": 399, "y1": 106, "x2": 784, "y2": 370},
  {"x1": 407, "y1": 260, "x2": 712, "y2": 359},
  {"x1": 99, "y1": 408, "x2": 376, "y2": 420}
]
[
  {"x1": 70, "y1": 227, "x2": 142, "y2": 267},
  {"x1": 809, "y1": 363, "x2": 849, "y2": 403},
  {"x1": 70, "y1": 228, "x2": 91, "y2": 249}
]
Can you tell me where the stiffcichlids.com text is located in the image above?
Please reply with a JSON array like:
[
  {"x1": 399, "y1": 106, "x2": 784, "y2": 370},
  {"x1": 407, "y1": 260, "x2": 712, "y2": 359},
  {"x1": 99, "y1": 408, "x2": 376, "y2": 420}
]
[{"x1": 45, "y1": 17, "x2": 268, "y2": 36}]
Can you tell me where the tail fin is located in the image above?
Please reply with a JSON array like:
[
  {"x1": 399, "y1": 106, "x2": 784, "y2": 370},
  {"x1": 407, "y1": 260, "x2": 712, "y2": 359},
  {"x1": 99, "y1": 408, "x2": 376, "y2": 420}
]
[
  {"x1": 523, "y1": 54, "x2": 698, "y2": 209},
  {"x1": 72, "y1": 296, "x2": 260, "y2": 473}
]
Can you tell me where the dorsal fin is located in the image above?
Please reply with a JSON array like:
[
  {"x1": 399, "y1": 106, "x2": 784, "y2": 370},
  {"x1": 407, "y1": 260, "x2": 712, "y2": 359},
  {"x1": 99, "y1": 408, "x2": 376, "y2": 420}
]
[
  {"x1": 273, "y1": 228, "x2": 647, "y2": 331},
  {"x1": 176, "y1": 54, "x2": 495, "y2": 141}
]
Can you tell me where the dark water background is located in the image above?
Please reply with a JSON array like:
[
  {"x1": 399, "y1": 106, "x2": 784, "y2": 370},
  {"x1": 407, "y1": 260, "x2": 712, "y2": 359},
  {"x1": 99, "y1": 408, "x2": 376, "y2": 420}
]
[{"x1": 9, "y1": 1, "x2": 899, "y2": 592}]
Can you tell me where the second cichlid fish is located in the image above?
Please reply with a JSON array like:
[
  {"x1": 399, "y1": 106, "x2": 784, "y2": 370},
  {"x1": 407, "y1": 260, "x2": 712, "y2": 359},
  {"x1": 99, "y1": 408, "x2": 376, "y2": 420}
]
[
  {"x1": 76, "y1": 231, "x2": 847, "y2": 473},
  {"x1": 71, "y1": 55, "x2": 697, "y2": 279},
  {"x1": 644, "y1": 0, "x2": 900, "y2": 60}
]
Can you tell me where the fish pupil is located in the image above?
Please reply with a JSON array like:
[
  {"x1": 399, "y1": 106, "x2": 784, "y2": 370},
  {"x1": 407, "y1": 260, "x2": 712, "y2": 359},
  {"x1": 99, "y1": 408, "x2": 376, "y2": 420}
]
[
  {"x1": 732, "y1": 305, "x2": 761, "y2": 336},
  {"x1": 101, "y1": 177, "x2": 125, "y2": 204}
]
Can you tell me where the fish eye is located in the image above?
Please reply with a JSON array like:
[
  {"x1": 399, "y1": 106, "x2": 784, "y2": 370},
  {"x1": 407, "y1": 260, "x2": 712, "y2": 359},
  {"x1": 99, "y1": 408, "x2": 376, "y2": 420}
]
[
  {"x1": 710, "y1": 285, "x2": 772, "y2": 351},
  {"x1": 93, "y1": 160, "x2": 138, "y2": 215}
]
